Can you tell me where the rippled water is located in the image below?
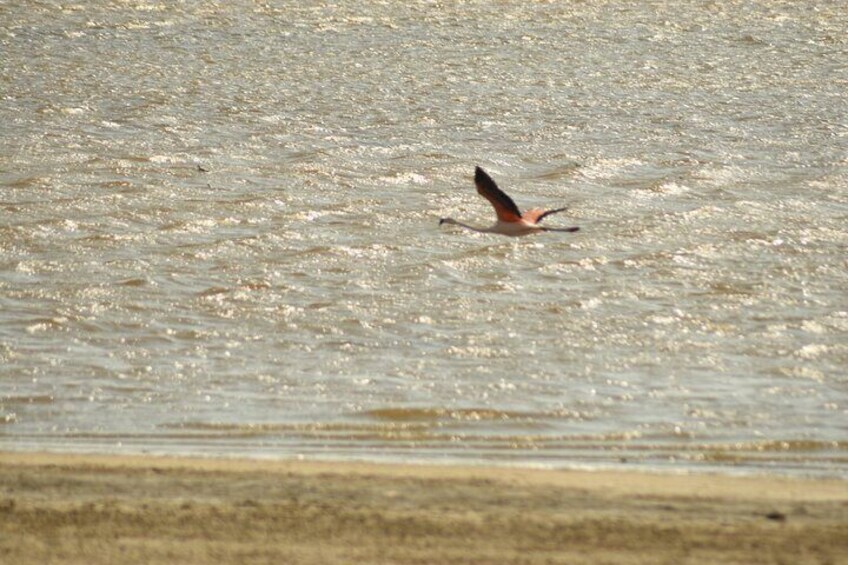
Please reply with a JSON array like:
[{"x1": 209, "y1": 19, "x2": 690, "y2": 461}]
[{"x1": 2, "y1": 1, "x2": 846, "y2": 477}]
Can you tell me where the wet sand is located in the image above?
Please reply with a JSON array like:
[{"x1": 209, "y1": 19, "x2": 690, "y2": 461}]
[{"x1": 1, "y1": 452, "x2": 846, "y2": 564}]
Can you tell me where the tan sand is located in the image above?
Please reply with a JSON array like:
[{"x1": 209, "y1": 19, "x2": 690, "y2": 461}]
[{"x1": 1, "y1": 451, "x2": 846, "y2": 564}]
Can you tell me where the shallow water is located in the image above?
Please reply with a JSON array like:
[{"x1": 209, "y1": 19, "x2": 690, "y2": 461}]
[{"x1": 1, "y1": 1, "x2": 846, "y2": 477}]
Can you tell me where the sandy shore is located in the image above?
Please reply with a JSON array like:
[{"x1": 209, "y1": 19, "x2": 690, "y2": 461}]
[{"x1": 1, "y1": 452, "x2": 846, "y2": 564}]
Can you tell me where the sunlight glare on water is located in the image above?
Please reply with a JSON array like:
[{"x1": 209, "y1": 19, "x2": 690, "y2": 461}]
[{"x1": 1, "y1": 1, "x2": 846, "y2": 476}]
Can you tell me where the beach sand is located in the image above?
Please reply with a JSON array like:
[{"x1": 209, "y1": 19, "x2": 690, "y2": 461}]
[{"x1": 1, "y1": 452, "x2": 846, "y2": 564}]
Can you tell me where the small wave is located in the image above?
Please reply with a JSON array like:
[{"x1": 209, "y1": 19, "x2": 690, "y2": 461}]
[
  {"x1": 116, "y1": 278, "x2": 149, "y2": 287},
  {"x1": 363, "y1": 407, "x2": 536, "y2": 422},
  {"x1": 25, "y1": 316, "x2": 69, "y2": 334},
  {"x1": 578, "y1": 158, "x2": 644, "y2": 181},
  {"x1": 532, "y1": 162, "x2": 581, "y2": 181},
  {"x1": 0, "y1": 395, "x2": 55, "y2": 405},
  {"x1": 378, "y1": 172, "x2": 429, "y2": 185}
]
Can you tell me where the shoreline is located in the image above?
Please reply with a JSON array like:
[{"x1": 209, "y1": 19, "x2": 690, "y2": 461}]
[
  {"x1": 2, "y1": 451, "x2": 847, "y2": 564},
  {"x1": 4, "y1": 444, "x2": 844, "y2": 481}
]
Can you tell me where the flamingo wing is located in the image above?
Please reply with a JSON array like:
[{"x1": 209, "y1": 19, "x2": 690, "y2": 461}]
[
  {"x1": 524, "y1": 206, "x2": 569, "y2": 225},
  {"x1": 474, "y1": 166, "x2": 522, "y2": 223}
]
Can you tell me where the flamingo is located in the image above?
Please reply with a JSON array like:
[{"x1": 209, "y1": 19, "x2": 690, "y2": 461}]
[{"x1": 439, "y1": 166, "x2": 580, "y2": 236}]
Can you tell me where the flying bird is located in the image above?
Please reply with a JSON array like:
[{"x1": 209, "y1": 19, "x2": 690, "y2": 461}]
[{"x1": 439, "y1": 167, "x2": 580, "y2": 236}]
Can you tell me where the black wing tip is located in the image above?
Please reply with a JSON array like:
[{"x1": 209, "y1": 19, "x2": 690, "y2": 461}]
[
  {"x1": 541, "y1": 226, "x2": 580, "y2": 233},
  {"x1": 474, "y1": 166, "x2": 498, "y2": 188},
  {"x1": 537, "y1": 206, "x2": 569, "y2": 223}
]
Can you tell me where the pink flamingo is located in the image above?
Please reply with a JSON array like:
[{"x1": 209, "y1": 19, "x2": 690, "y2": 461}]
[{"x1": 439, "y1": 167, "x2": 580, "y2": 236}]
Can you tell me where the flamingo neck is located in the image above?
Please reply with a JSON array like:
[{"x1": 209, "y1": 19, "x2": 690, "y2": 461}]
[
  {"x1": 455, "y1": 221, "x2": 493, "y2": 233},
  {"x1": 442, "y1": 219, "x2": 494, "y2": 233}
]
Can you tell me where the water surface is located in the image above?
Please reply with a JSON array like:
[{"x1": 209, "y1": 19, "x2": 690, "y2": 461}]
[{"x1": 1, "y1": 1, "x2": 846, "y2": 477}]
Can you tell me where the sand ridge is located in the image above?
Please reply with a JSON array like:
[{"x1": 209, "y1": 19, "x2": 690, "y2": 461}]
[{"x1": 1, "y1": 452, "x2": 846, "y2": 564}]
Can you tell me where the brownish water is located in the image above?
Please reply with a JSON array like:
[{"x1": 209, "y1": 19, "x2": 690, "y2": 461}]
[{"x1": 1, "y1": 1, "x2": 846, "y2": 476}]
